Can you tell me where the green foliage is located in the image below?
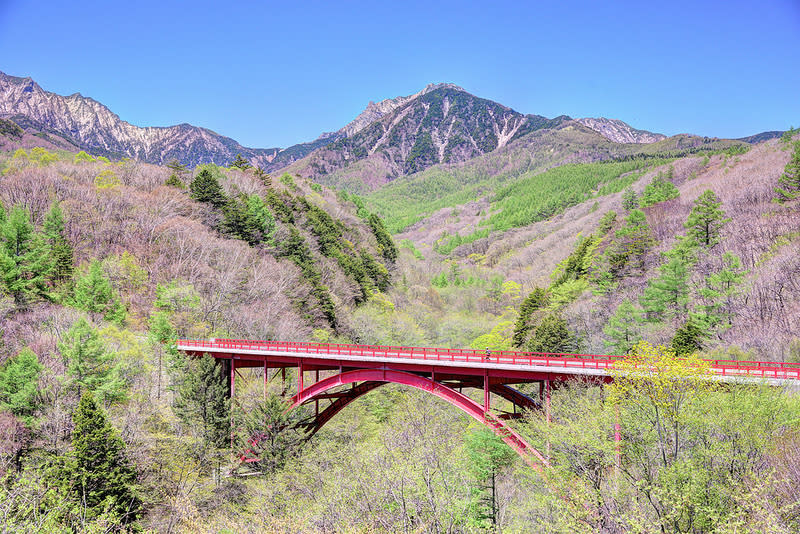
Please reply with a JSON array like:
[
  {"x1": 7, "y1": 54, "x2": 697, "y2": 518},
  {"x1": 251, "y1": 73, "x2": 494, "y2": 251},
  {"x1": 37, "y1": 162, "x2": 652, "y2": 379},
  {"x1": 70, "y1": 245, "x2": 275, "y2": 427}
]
[
  {"x1": 639, "y1": 168, "x2": 680, "y2": 207},
  {"x1": 73, "y1": 260, "x2": 126, "y2": 324},
  {"x1": 490, "y1": 160, "x2": 657, "y2": 231},
  {"x1": 685, "y1": 189, "x2": 729, "y2": 248},
  {"x1": 603, "y1": 299, "x2": 643, "y2": 354},
  {"x1": 774, "y1": 140, "x2": 800, "y2": 202},
  {"x1": 59, "y1": 318, "x2": 125, "y2": 404},
  {"x1": 696, "y1": 252, "x2": 748, "y2": 332},
  {"x1": 0, "y1": 204, "x2": 53, "y2": 304},
  {"x1": 57, "y1": 391, "x2": 141, "y2": 526},
  {"x1": 189, "y1": 168, "x2": 227, "y2": 208},
  {"x1": 164, "y1": 173, "x2": 185, "y2": 188},
  {"x1": 236, "y1": 395, "x2": 308, "y2": 474},
  {"x1": 672, "y1": 319, "x2": 706, "y2": 355},
  {"x1": 278, "y1": 228, "x2": 337, "y2": 328},
  {"x1": 597, "y1": 210, "x2": 617, "y2": 234},
  {"x1": 526, "y1": 312, "x2": 575, "y2": 353},
  {"x1": 0, "y1": 347, "x2": 42, "y2": 423},
  {"x1": 367, "y1": 213, "x2": 398, "y2": 262},
  {"x1": 464, "y1": 427, "x2": 515, "y2": 527},
  {"x1": 43, "y1": 200, "x2": 74, "y2": 287},
  {"x1": 640, "y1": 257, "x2": 690, "y2": 321},
  {"x1": 219, "y1": 194, "x2": 261, "y2": 245},
  {"x1": 604, "y1": 208, "x2": 655, "y2": 276},
  {"x1": 173, "y1": 354, "x2": 230, "y2": 449},
  {"x1": 552, "y1": 234, "x2": 600, "y2": 286},
  {"x1": 398, "y1": 238, "x2": 424, "y2": 259},
  {"x1": 513, "y1": 287, "x2": 549, "y2": 348},
  {"x1": 279, "y1": 172, "x2": 296, "y2": 190},
  {"x1": 0, "y1": 117, "x2": 23, "y2": 138},
  {"x1": 780, "y1": 126, "x2": 799, "y2": 143},
  {"x1": 621, "y1": 187, "x2": 638, "y2": 211},
  {"x1": 230, "y1": 153, "x2": 251, "y2": 170}
]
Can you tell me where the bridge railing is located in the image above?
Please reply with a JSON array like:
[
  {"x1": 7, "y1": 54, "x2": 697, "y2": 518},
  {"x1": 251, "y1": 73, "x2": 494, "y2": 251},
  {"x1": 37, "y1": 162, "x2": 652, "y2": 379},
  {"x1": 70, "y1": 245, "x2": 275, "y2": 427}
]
[{"x1": 176, "y1": 339, "x2": 800, "y2": 380}]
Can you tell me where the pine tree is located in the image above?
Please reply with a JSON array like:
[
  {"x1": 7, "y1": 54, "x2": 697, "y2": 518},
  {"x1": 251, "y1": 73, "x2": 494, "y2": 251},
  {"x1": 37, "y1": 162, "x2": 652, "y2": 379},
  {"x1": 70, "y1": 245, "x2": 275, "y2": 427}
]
[
  {"x1": 697, "y1": 251, "x2": 748, "y2": 331},
  {"x1": 671, "y1": 319, "x2": 705, "y2": 355},
  {"x1": 230, "y1": 153, "x2": 252, "y2": 170},
  {"x1": 0, "y1": 347, "x2": 43, "y2": 423},
  {"x1": 59, "y1": 318, "x2": 125, "y2": 404},
  {"x1": 43, "y1": 200, "x2": 74, "y2": 285},
  {"x1": 67, "y1": 391, "x2": 140, "y2": 525},
  {"x1": 189, "y1": 169, "x2": 227, "y2": 208},
  {"x1": 0, "y1": 205, "x2": 52, "y2": 304},
  {"x1": 774, "y1": 140, "x2": 800, "y2": 202},
  {"x1": 73, "y1": 260, "x2": 125, "y2": 323},
  {"x1": 603, "y1": 299, "x2": 644, "y2": 355},
  {"x1": 174, "y1": 354, "x2": 230, "y2": 449},
  {"x1": 622, "y1": 187, "x2": 638, "y2": 211},
  {"x1": 464, "y1": 428, "x2": 515, "y2": 528},
  {"x1": 527, "y1": 313, "x2": 574, "y2": 353},
  {"x1": 685, "y1": 190, "x2": 729, "y2": 248},
  {"x1": 512, "y1": 287, "x2": 549, "y2": 348},
  {"x1": 640, "y1": 257, "x2": 690, "y2": 321}
]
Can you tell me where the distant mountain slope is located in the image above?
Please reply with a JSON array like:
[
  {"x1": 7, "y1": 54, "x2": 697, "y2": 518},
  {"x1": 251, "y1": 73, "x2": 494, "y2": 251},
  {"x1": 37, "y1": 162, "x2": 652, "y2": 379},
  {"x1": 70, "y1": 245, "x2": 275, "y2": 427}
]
[
  {"x1": 0, "y1": 71, "x2": 282, "y2": 167},
  {"x1": 577, "y1": 117, "x2": 666, "y2": 144},
  {"x1": 288, "y1": 85, "x2": 570, "y2": 186},
  {"x1": 736, "y1": 131, "x2": 784, "y2": 144}
]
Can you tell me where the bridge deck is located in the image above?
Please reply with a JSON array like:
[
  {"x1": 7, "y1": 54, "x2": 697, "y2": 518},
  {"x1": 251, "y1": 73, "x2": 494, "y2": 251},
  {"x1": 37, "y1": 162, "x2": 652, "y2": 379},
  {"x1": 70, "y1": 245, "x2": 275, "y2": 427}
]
[{"x1": 177, "y1": 339, "x2": 800, "y2": 384}]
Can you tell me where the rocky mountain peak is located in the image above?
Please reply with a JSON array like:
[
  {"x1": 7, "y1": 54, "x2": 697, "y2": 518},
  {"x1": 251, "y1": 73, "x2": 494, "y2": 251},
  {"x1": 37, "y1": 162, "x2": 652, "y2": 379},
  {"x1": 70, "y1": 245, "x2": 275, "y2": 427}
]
[{"x1": 577, "y1": 117, "x2": 665, "y2": 144}]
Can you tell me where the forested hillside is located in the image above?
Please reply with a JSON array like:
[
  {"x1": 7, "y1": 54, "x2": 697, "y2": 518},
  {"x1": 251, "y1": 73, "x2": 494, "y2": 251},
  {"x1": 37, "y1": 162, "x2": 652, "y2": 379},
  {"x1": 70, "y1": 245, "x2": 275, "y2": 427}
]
[{"x1": 0, "y1": 128, "x2": 798, "y2": 532}]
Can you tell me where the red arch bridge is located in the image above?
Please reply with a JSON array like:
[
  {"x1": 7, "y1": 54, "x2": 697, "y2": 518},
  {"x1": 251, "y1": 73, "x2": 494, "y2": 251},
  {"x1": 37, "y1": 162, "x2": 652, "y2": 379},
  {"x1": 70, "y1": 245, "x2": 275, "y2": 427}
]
[{"x1": 177, "y1": 339, "x2": 800, "y2": 470}]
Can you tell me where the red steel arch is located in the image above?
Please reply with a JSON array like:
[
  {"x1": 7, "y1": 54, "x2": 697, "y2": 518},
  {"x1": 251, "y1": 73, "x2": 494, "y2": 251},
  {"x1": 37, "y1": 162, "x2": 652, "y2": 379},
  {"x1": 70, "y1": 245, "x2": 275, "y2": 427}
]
[{"x1": 290, "y1": 368, "x2": 548, "y2": 470}]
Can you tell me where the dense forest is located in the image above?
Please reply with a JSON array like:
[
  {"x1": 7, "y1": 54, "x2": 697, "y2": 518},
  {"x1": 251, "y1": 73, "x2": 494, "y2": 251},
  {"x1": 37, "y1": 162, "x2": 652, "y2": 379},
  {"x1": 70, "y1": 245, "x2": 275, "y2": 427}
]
[{"x1": 0, "y1": 132, "x2": 799, "y2": 532}]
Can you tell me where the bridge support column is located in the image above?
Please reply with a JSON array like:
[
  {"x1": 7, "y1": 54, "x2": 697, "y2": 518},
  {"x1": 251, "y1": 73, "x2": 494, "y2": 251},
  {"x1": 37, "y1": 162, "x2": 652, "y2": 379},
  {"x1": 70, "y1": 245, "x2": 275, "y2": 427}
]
[
  {"x1": 545, "y1": 379, "x2": 551, "y2": 460},
  {"x1": 297, "y1": 361, "x2": 304, "y2": 394},
  {"x1": 263, "y1": 358, "x2": 267, "y2": 401},
  {"x1": 483, "y1": 371, "x2": 490, "y2": 413},
  {"x1": 230, "y1": 358, "x2": 236, "y2": 448}
]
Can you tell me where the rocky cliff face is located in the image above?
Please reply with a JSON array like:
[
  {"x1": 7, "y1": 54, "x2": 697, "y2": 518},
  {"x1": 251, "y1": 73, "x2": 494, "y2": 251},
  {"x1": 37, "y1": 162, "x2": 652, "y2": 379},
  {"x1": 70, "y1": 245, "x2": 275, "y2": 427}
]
[
  {"x1": 0, "y1": 71, "x2": 281, "y2": 167},
  {"x1": 299, "y1": 85, "x2": 568, "y2": 184},
  {"x1": 577, "y1": 117, "x2": 665, "y2": 144}
]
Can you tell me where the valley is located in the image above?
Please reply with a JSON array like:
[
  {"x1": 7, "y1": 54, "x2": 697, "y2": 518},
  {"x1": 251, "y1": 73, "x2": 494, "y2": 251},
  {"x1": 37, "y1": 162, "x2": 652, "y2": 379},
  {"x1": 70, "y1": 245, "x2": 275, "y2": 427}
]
[{"x1": 0, "y1": 72, "x2": 799, "y2": 533}]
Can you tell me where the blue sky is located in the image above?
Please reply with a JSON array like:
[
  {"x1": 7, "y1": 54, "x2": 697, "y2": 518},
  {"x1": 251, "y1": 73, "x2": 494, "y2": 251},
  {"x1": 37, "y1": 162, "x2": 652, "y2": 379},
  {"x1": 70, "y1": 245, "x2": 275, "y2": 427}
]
[{"x1": 1, "y1": 0, "x2": 799, "y2": 148}]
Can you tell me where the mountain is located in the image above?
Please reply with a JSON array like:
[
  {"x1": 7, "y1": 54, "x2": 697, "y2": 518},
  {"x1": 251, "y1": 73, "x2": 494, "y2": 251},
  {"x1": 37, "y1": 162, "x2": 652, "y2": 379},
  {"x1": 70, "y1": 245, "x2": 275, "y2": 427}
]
[
  {"x1": 576, "y1": 117, "x2": 666, "y2": 144},
  {"x1": 736, "y1": 130, "x2": 785, "y2": 144},
  {"x1": 286, "y1": 84, "x2": 570, "y2": 187},
  {"x1": 0, "y1": 71, "x2": 672, "y2": 181},
  {"x1": 0, "y1": 71, "x2": 282, "y2": 167}
]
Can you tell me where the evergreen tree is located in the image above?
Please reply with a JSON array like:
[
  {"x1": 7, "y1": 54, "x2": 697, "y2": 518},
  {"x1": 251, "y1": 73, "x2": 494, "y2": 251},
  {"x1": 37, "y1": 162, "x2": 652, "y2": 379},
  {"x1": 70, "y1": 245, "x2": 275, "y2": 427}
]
[
  {"x1": 603, "y1": 299, "x2": 644, "y2": 355},
  {"x1": 464, "y1": 428, "x2": 515, "y2": 528},
  {"x1": 66, "y1": 391, "x2": 140, "y2": 525},
  {"x1": 512, "y1": 287, "x2": 549, "y2": 348},
  {"x1": 0, "y1": 205, "x2": 52, "y2": 304},
  {"x1": 671, "y1": 319, "x2": 705, "y2": 355},
  {"x1": 43, "y1": 200, "x2": 74, "y2": 285},
  {"x1": 622, "y1": 187, "x2": 638, "y2": 211},
  {"x1": 610, "y1": 209, "x2": 654, "y2": 272},
  {"x1": 74, "y1": 260, "x2": 126, "y2": 323},
  {"x1": 253, "y1": 166, "x2": 272, "y2": 187},
  {"x1": 164, "y1": 174, "x2": 185, "y2": 188},
  {"x1": 774, "y1": 140, "x2": 800, "y2": 202},
  {"x1": 367, "y1": 213, "x2": 398, "y2": 263},
  {"x1": 697, "y1": 251, "x2": 748, "y2": 331},
  {"x1": 0, "y1": 347, "x2": 42, "y2": 423},
  {"x1": 59, "y1": 318, "x2": 125, "y2": 404},
  {"x1": 230, "y1": 153, "x2": 252, "y2": 170},
  {"x1": 640, "y1": 257, "x2": 690, "y2": 321},
  {"x1": 219, "y1": 195, "x2": 261, "y2": 245},
  {"x1": 237, "y1": 394, "x2": 308, "y2": 474},
  {"x1": 684, "y1": 190, "x2": 729, "y2": 248},
  {"x1": 527, "y1": 313, "x2": 574, "y2": 353},
  {"x1": 174, "y1": 354, "x2": 230, "y2": 449},
  {"x1": 189, "y1": 169, "x2": 227, "y2": 208}
]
